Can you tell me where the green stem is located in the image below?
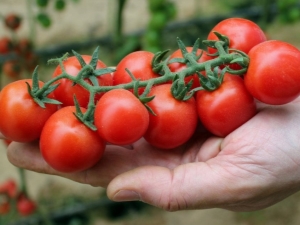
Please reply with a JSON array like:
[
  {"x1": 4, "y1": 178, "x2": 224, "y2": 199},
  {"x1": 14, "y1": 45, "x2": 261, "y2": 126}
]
[
  {"x1": 18, "y1": 168, "x2": 28, "y2": 196},
  {"x1": 26, "y1": 0, "x2": 36, "y2": 44}
]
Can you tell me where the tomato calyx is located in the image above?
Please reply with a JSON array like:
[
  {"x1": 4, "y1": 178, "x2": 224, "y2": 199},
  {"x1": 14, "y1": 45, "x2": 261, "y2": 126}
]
[{"x1": 27, "y1": 67, "x2": 61, "y2": 108}]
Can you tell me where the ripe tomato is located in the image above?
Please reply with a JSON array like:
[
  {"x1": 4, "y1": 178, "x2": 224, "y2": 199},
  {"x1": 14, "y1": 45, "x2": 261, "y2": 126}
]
[
  {"x1": 17, "y1": 195, "x2": 36, "y2": 216},
  {"x1": 0, "y1": 79, "x2": 58, "y2": 142},
  {"x1": 244, "y1": 40, "x2": 300, "y2": 105},
  {"x1": 144, "y1": 84, "x2": 198, "y2": 149},
  {"x1": 40, "y1": 106, "x2": 106, "y2": 173},
  {"x1": 0, "y1": 37, "x2": 12, "y2": 54},
  {"x1": 113, "y1": 51, "x2": 160, "y2": 94},
  {"x1": 52, "y1": 55, "x2": 113, "y2": 108},
  {"x1": 196, "y1": 73, "x2": 256, "y2": 137},
  {"x1": 4, "y1": 14, "x2": 21, "y2": 30},
  {"x1": 2, "y1": 60, "x2": 22, "y2": 78},
  {"x1": 94, "y1": 89, "x2": 149, "y2": 145},
  {"x1": 0, "y1": 179, "x2": 17, "y2": 198},
  {"x1": 0, "y1": 202, "x2": 9, "y2": 215},
  {"x1": 207, "y1": 18, "x2": 267, "y2": 55},
  {"x1": 168, "y1": 47, "x2": 212, "y2": 89}
]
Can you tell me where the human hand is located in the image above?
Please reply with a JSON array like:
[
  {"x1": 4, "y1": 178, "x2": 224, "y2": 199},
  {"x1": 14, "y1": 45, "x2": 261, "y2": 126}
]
[{"x1": 4, "y1": 97, "x2": 300, "y2": 212}]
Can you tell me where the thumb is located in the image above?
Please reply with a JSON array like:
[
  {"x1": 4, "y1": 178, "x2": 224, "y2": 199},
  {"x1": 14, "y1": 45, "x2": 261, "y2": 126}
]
[{"x1": 107, "y1": 161, "x2": 245, "y2": 211}]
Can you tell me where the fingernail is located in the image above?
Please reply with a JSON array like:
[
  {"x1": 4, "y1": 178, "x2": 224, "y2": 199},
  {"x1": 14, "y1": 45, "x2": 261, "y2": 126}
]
[{"x1": 113, "y1": 190, "x2": 140, "y2": 202}]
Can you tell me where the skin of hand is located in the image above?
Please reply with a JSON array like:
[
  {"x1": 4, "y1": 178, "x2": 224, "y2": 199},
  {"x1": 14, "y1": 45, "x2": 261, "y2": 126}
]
[{"x1": 2, "y1": 97, "x2": 300, "y2": 212}]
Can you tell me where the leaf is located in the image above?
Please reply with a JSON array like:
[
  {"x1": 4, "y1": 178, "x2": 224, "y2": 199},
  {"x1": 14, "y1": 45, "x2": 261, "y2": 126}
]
[
  {"x1": 72, "y1": 50, "x2": 86, "y2": 68},
  {"x1": 90, "y1": 46, "x2": 100, "y2": 69}
]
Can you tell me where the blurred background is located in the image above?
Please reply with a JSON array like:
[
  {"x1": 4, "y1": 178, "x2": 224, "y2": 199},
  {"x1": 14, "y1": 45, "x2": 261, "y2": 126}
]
[{"x1": 1, "y1": 0, "x2": 300, "y2": 224}]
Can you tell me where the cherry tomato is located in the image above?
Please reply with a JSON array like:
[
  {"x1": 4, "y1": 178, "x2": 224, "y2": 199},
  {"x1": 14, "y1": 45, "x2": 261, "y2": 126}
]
[
  {"x1": 113, "y1": 51, "x2": 160, "y2": 94},
  {"x1": 207, "y1": 18, "x2": 267, "y2": 55},
  {"x1": 196, "y1": 73, "x2": 256, "y2": 137},
  {"x1": 0, "y1": 37, "x2": 12, "y2": 54},
  {"x1": 2, "y1": 60, "x2": 22, "y2": 78},
  {"x1": 17, "y1": 195, "x2": 36, "y2": 216},
  {"x1": 40, "y1": 106, "x2": 106, "y2": 173},
  {"x1": 0, "y1": 79, "x2": 58, "y2": 142},
  {"x1": 94, "y1": 89, "x2": 149, "y2": 145},
  {"x1": 0, "y1": 179, "x2": 17, "y2": 198},
  {"x1": 15, "y1": 38, "x2": 33, "y2": 55},
  {"x1": 244, "y1": 40, "x2": 300, "y2": 105},
  {"x1": 4, "y1": 14, "x2": 22, "y2": 30},
  {"x1": 0, "y1": 202, "x2": 9, "y2": 215},
  {"x1": 144, "y1": 84, "x2": 198, "y2": 149},
  {"x1": 52, "y1": 55, "x2": 113, "y2": 108},
  {"x1": 168, "y1": 47, "x2": 212, "y2": 89}
]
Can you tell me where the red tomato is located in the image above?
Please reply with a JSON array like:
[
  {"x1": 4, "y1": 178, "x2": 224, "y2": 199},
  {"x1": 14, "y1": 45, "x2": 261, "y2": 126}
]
[
  {"x1": 0, "y1": 179, "x2": 17, "y2": 198},
  {"x1": 52, "y1": 55, "x2": 113, "y2": 108},
  {"x1": 40, "y1": 106, "x2": 106, "y2": 173},
  {"x1": 0, "y1": 202, "x2": 9, "y2": 215},
  {"x1": 207, "y1": 18, "x2": 267, "y2": 55},
  {"x1": 94, "y1": 89, "x2": 149, "y2": 145},
  {"x1": 244, "y1": 40, "x2": 300, "y2": 105},
  {"x1": 168, "y1": 47, "x2": 213, "y2": 89},
  {"x1": 4, "y1": 14, "x2": 21, "y2": 30},
  {"x1": 0, "y1": 79, "x2": 58, "y2": 142},
  {"x1": 144, "y1": 84, "x2": 198, "y2": 149},
  {"x1": 113, "y1": 51, "x2": 160, "y2": 94},
  {"x1": 196, "y1": 73, "x2": 256, "y2": 137},
  {"x1": 0, "y1": 37, "x2": 12, "y2": 54},
  {"x1": 17, "y1": 195, "x2": 36, "y2": 216},
  {"x1": 15, "y1": 38, "x2": 33, "y2": 55},
  {"x1": 2, "y1": 60, "x2": 22, "y2": 78}
]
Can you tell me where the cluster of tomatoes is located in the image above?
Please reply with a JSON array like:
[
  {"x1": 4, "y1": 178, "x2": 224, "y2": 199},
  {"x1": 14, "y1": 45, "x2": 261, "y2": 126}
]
[
  {"x1": 0, "y1": 13, "x2": 38, "y2": 80},
  {"x1": 0, "y1": 179, "x2": 36, "y2": 217},
  {"x1": 1, "y1": 18, "x2": 300, "y2": 174}
]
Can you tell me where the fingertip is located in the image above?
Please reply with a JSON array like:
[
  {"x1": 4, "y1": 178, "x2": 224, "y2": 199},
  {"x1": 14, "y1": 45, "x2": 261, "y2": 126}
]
[{"x1": 197, "y1": 137, "x2": 223, "y2": 162}]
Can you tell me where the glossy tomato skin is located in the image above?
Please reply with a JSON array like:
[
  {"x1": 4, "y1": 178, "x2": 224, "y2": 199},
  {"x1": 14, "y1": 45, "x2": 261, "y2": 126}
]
[
  {"x1": 94, "y1": 89, "x2": 149, "y2": 145},
  {"x1": 144, "y1": 84, "x2": 198, "y2": 149},
  {"x1": 207, "y1": 18, "x2": 267, "y2": 55},
  {"x1": 52, "y1": 55, "x2": 112, "y2": 108},
  {"x1": 0, "y1": 79, "x2": 58, "y2": 142},
  {"x1": 196, "y1": 74, "x2": 256, "y2": 137},
  {"x1": 40, "y1": 106, "x2": 106, "y2": 173},
  {"x1": 244, "y1": 40, "x2": 300, "y2": 105},
  {"x1": 113, "y1": 51, "x2": 160, "y2": 94},
  {"x1": 168, "y1": 47, "x2": 213, "y2": 89}
]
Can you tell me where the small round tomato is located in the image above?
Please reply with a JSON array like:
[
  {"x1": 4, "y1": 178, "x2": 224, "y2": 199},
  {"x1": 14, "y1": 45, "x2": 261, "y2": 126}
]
[
  {"x1": 0, "y1": 179, "x2": 17, "y2": 198},
  {"x1": 0, "y1": 37, "x2": 13, "y2": 54},
  {"x1": 113, "y1": 51, "x2": 160, "y2": 94},
  {"x1": 17, "y1": 195, "x2": 36, "y2": 216},
  {"x1": 196, "y1": 73, "x2": 256, "y2": 137},
  {"x1": 52, "y1": 55, "x2": 113, "y2": 108},
  {"x1": 2, "y1": 60, "x2": 22, "y2": 78},
  {"x1": 15, "y1": 38, "x2": 33, "y2": 55},
  {"x1": 40, "y1": 106, "x2": 106, "y2": 173},
  {"x1": 168, "y1": 47, "x2": 212, "y2": 89},
  {"x1": 94, "y1": 89, "x2": 149, "y2": 145},
  {"x1": 144, "y1": 84, "x2": 198, "y2": 149},
  {"x1": 0, "y1": 79, "x2": 58, "y2": 142},
  {"x1": 244, "y1": 40, "x2": 300, "y2": 105},
  {"x1": 4, "y1": 14, "x2": 22, "y2": 30},
  {"x1": 207, "y1": 18, "x2": 267, "y2": 55},
  {"x1": 0, "y1": 202, "x2": 9, "y2": 215}
]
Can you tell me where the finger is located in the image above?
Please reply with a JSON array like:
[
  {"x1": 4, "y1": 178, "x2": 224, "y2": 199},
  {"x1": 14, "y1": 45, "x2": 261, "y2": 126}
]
[
  {"x1": 7, "y1": 141, "x2": 93, "y2": 184},
  {"x1": 6, "y1": 141, "x2": 145, "y2": 187},
  {"x1": 107, "y1": 156, "x2": 253, "y2": 211},
  {"x1": 197, "y1": 136, "x2": 223, "y2": 161}
]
